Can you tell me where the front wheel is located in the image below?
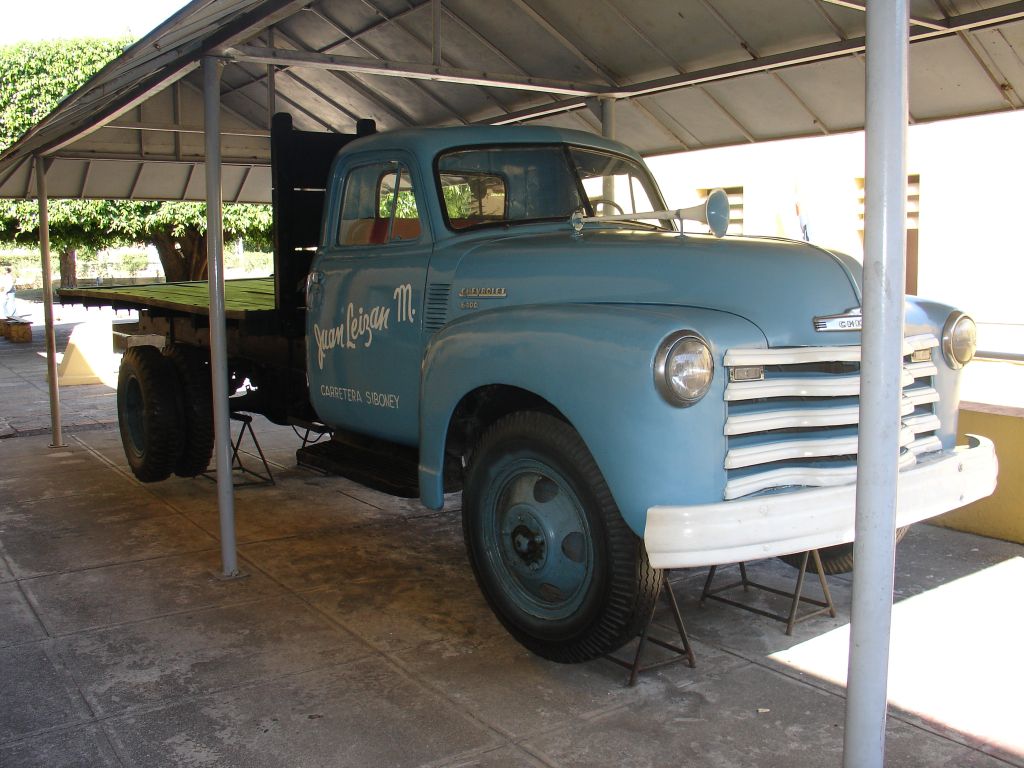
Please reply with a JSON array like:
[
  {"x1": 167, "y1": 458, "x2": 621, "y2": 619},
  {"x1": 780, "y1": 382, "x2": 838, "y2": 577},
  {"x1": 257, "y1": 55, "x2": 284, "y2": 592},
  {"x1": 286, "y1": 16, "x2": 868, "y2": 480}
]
[{"x1": 463, "y1": 412, "x2": 660, "y2": 663}]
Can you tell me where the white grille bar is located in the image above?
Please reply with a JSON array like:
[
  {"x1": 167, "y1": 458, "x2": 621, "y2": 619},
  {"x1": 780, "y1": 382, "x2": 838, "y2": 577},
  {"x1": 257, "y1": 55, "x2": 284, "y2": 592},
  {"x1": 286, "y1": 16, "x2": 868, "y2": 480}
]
[
  {"x1": 725, "y1": 400, "x2": 917, "y2": 436},
  {"x1": 725, "y1": 426, "x2": 915, "y2": 470},
  {"x1": 725, "y1": 369, "x2": 915, "y2": 402},
  {"x1": 724, "y1": 449, "x2": 918, "y2": 500},
  {"x1": 903, "y1": 412, "x2": 941, "y2": 434},
  {"x1": 904, "y1": 387, "x2": 940, "y2": 407},
  {"x1": 723, "y1": 333, "x2": 938, "y2": 367},
  {"x1": 909, "y1": 436, "x2": 943, "y2": 455}
]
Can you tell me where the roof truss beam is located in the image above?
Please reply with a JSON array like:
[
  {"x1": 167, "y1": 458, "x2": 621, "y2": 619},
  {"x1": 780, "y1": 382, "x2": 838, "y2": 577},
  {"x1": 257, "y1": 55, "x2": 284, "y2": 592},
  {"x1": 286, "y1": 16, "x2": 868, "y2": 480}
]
[
  {"x1": 224, "y1": 44, "x2": 610, "y2": 96},
  {"x1": 107, "y1": 121, "x2": 271, "y2": 138}
]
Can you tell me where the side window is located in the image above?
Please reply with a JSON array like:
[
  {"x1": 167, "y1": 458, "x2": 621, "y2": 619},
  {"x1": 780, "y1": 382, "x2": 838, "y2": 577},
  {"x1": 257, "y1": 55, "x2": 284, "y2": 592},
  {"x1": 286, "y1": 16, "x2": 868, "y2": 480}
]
[{"x1": 338, "y1": 162, "x2": 421, "y2": 246}]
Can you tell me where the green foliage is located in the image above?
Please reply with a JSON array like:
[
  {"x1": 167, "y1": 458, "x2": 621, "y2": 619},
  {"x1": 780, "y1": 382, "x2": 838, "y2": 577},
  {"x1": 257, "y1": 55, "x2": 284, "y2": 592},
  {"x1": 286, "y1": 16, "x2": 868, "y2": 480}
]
[
  {"x1": 442, "y1": 183, "x2": 475, "y2": 218},
  {"x1": 119, "y1": 251, "x2": 150, "y2": 277},
  {"x1": 0, "y1": 38, "x2": 273, "y2": 274},
  {"x1": 379, "y1": 190, "x2": 419, "y2": 219},
  {"x1": 0, "y1": 198, "x2": 127, "y2": 253},
  {"x1": 0, "y1": 37, "x2": 131, "y2": 153},
  {"x1": 91, "y1": 200, "x2": 273, "y2": 249}
]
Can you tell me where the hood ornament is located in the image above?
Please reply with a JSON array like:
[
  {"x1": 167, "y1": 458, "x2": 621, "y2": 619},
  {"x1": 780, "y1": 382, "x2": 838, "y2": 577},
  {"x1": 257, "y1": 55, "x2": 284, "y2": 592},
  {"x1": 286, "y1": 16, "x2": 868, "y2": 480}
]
[{"x1": 814, "y1": 307, "x2": 862, "y2": 332}]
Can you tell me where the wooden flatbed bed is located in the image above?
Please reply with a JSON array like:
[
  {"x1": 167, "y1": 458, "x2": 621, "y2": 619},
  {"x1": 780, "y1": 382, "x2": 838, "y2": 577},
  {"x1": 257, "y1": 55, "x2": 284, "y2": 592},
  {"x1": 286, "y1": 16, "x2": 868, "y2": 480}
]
[{"x1": 59, "y1": 277, "x2": 277, "y2": 321}]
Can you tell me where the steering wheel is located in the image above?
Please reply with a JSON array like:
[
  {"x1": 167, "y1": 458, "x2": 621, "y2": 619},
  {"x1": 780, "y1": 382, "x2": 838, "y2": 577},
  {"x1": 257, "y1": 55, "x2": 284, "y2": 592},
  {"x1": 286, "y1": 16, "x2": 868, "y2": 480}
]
[{"x1": 589, "y1": 197, "x2": 624, "y2": 216}]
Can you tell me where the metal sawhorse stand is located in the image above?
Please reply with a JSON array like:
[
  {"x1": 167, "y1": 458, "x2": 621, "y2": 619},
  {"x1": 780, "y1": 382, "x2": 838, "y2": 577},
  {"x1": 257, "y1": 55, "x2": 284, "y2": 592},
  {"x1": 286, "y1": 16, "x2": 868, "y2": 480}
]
[
  {"x1": 205, "y1": 412, "x2": 275, "y2": 487},
  {"x1": 604, "y1": 573, "x2": 696, "y2": 686},
  {"x1": 700, "y1": 550, "x2": 836, "y2": 635}
]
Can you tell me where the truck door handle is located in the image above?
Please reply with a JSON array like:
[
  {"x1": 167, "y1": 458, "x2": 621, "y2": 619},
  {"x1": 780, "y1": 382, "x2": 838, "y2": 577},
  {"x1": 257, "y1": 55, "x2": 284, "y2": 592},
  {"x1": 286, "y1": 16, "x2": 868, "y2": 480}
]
[{"x1": 306, "y1": 270, "x2": 324, "y2": 307}]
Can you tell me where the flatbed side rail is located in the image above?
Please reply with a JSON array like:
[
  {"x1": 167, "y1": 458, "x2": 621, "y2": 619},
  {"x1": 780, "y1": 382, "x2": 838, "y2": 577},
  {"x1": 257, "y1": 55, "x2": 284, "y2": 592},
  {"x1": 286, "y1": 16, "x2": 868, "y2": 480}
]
[{"x1": 58, "y1": 277, "x2": 276, "y2": 322}]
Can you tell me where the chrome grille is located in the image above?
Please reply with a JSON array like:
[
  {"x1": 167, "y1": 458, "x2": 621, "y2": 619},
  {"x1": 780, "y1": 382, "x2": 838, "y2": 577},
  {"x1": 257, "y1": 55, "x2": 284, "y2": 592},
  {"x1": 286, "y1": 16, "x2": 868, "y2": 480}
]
[{"x1": 722, "y1": 334, "x2": 941, "y2": 500}]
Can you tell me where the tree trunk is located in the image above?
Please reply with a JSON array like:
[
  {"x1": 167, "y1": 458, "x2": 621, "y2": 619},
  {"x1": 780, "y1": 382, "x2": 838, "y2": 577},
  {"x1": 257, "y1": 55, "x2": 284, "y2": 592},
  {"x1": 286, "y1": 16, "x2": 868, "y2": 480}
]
[
  {"x1": 152, "y1": 227, "x2": 208, "y2": 282},
  {"x1": 59, "y1": 247, "x2": 77, "y2": 289}
]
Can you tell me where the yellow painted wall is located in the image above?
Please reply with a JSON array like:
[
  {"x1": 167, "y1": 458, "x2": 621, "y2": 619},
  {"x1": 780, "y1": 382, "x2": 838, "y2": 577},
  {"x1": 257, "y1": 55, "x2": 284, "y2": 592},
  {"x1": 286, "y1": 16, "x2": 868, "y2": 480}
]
[{"x1": 934, "y1": 404, "x2": 1024, "y2": 544}]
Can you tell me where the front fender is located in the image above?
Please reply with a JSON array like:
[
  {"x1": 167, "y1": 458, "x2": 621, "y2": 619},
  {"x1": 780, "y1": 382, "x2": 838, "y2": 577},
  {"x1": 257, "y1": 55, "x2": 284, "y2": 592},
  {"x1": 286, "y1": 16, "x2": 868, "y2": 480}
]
[{"x1": 419, "y1": 303, "x2": 766, "y2": 535}]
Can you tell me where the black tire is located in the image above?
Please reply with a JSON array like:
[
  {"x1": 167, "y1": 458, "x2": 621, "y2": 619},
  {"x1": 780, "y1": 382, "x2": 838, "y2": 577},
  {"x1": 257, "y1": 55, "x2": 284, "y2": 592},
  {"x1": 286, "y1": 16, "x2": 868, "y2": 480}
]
[
  {"x1": 463, "y1": 412, "x2": 661, "y2": 663},
  {"x1": 117, "y1": 346, "x2": 184, "y2": 482},
  {"x1": 164, "y1": 345, "x2": 214, "y2": 477},
  {"x1": 779, "y1": 526, "x2": 910, "y2": 575}
]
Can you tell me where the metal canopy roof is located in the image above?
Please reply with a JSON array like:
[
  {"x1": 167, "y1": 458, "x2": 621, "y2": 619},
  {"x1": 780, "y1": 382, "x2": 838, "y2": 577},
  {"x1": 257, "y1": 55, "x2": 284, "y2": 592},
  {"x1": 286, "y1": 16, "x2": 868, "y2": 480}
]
[{"x1": 2, "y1": 0, "x2": 1023, "y2": 203}]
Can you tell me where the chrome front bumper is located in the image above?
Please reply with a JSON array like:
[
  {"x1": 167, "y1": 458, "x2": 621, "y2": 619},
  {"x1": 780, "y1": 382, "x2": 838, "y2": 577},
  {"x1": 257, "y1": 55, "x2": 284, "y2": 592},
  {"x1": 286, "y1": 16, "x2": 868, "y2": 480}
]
[{"x1": 644, "y1": 435, "x2": 998, "y2": 569}]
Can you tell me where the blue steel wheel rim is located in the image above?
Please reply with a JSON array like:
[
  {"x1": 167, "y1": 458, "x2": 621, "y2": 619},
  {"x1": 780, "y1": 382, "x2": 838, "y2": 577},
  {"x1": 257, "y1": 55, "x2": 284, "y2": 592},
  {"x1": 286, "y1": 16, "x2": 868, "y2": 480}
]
[{"x1": 482, "y1": 457, "x2": 595, "y2": 621}]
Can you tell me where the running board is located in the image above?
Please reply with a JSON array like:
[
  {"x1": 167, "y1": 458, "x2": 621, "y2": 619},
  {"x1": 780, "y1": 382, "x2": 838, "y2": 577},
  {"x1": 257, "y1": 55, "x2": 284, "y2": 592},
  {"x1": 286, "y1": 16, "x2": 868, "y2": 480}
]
[{"x1": 296, "y1": 432, "x2": 420, "y2": 498}]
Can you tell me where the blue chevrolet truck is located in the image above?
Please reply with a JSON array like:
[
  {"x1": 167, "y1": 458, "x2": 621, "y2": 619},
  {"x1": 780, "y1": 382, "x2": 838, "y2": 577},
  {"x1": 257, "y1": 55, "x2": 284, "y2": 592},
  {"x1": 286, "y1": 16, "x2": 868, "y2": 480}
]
[{"x1": 63, "y1": 114, "x2": 998, "y2": 662}]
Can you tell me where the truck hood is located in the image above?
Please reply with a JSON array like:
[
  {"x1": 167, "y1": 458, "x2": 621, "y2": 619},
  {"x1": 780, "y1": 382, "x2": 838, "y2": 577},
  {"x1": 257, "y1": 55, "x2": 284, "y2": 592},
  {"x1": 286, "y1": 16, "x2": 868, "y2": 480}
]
[{"x1": 444, "y1": 228, "x2": 863, "y2": 347}]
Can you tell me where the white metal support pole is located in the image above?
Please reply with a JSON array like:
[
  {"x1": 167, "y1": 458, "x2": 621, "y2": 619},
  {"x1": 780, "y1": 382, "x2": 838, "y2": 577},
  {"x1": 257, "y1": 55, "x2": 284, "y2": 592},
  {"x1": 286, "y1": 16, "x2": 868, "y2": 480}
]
[
  {"x1": 600, "y1": 97, "x2": 616, "y2": 140},
  {"x1": 843, "y1": 2, "x2": 909, "y2": 766},
  {"x1": 601, "y1": 98, "x2": 616, "y2": 201},
  {"x1": 203, "y1": 56, "x2": 239, "y2": 578},
  {"x1": 34, "y1": 155, "x2": 64, "y2": 448}
]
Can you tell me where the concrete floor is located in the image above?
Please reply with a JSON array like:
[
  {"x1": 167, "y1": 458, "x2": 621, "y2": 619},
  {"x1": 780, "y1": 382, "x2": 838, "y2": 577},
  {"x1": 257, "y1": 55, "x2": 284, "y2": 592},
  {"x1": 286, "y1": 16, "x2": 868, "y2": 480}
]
[{"x1": 2, "y1": 309, "x2": 1023, "y2": 767}]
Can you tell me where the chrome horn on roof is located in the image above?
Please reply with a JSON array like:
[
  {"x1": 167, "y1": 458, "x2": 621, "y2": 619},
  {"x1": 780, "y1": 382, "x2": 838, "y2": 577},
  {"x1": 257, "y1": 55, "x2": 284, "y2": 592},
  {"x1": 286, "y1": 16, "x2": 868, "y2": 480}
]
[{"x1": 572, "y1": 187, "x2": 730, "y2": 238}]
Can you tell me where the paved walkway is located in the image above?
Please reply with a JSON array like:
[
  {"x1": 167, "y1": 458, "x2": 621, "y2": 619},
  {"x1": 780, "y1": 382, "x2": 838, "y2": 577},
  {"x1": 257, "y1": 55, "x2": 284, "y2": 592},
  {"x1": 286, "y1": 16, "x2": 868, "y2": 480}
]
[
  {"x1": 1, "y1": 301, "x2": 1022, "y2": 767},
  {"x1": 0, "y1": 299, "x2": 131, "y2": 439}
]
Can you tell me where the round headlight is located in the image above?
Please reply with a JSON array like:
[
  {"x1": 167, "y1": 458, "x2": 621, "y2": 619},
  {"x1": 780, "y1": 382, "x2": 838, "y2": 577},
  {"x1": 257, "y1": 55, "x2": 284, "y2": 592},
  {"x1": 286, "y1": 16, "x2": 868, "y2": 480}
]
[
  {"x1": 654, "y1": 331, "x2": 714, "y2": 406},
  {"x1": 942, "y1": 312, "x2": 977, "y2": 369}
]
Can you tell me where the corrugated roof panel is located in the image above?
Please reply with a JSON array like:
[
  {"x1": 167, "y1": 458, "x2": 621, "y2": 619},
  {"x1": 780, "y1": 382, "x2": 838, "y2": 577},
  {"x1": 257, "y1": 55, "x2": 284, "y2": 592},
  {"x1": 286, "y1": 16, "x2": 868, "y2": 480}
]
[
  {"x1": 510, "y1": 0, "x2": 677, "y2": 85},
  {"x1": 270, "y1": 70, "x2": 362, "y2": 132},
  {"x1": 910, "y1": 35, "x2": 1015, "y2": 119},
  {"x1": 619, "y1": 0, "x2": 756, "y2": 72},
  {"x1": 644, "y1": 86, "x2": 754, "y2": 150},
  {"x1": 284, "y1": 66, "x2": 421, "y2": 129},
  {"x1": 532, "y1": 109, "x2": 605, "y2": 138},
  {"x1": 441, "y1": 0, "x2": 609, "y2": 85},
  {"x1": 130, "y1": 163, "x2": 168, "y2": 199},
  {"x1": 613, "y1": 99, "x2": 695, "y2": 153},
  {"x1": 961, "y1": 21, "x2": 1024, "y2": 108},
  {"x1": 625, "y1": 97, "x2": 704, "y2": 151},
  {"x1": 772, "y1": 57, "x2": 867, "y2": 133},
  {"x1": 218, "y1": 65, "x2": 277, "y2": 130},
  {"x1": 318, "y1": 0, "x2": 424, "y2": 39},
  {"x1": 709, "y1": 0, "x2": 844, "y2": 57},
  {"x1": 701, "y1": 72, "x2": 824, "y2": 141}
]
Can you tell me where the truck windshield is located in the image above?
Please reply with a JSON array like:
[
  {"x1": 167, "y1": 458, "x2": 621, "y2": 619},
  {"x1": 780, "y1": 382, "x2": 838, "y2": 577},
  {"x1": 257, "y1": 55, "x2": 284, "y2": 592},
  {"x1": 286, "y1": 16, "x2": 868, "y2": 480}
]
[{"x1": 436, "y1": 144, "x2": 670, "y2": 231}]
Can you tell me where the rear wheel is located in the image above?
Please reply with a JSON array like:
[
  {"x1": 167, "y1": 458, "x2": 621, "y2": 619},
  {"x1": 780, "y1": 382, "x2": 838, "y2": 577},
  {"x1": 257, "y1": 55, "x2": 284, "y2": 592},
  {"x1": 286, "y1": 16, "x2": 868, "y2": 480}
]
[
  {"x1": 779, "y1": 527, "x2": 910, "y2": 575},
  {"x1": 163, "y1": 345, "x2": 214, "y2": 477},
  {"x1": 463, "y1": 412, "x2": 660, "y2": 663},
  {"x1": 117, "y1": 346, "x2": 184, "y2": 482}
]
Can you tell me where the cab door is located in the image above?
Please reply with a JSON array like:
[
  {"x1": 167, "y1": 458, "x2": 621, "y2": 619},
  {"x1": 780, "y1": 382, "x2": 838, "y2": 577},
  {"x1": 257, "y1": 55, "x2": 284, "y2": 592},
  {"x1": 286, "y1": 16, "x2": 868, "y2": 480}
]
[{"x1": 307, "y1": 154, "x2": 430, "y2": 445}]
